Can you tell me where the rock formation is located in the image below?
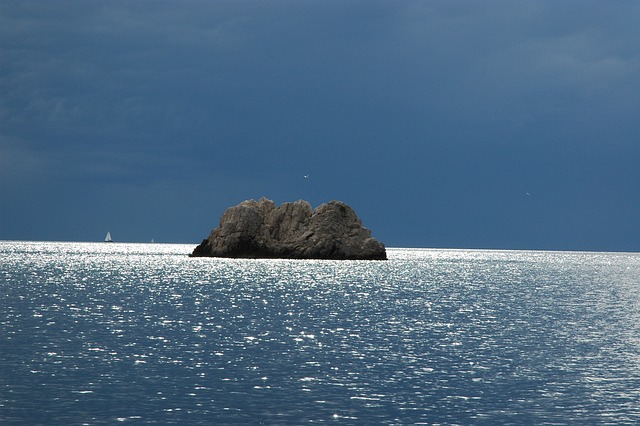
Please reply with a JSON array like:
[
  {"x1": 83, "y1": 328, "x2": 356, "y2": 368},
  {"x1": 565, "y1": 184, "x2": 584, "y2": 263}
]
[{"x1": 190, "y1": 198, "x2": 387, "y2": 260}]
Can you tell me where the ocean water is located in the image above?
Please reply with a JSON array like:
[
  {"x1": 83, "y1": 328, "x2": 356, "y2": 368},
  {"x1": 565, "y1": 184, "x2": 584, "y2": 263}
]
[{"x1": 2, "y1": 242, "x2": 640, "y2": 425}]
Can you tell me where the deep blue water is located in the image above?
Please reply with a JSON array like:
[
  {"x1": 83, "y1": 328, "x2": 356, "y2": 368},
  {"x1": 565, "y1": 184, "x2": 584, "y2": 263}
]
[{"x1": 2, "y1": 241, "x2": 640, "y2": 425}]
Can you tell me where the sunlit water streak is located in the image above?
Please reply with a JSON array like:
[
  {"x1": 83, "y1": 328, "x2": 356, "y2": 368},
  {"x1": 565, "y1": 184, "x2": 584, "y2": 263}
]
[{"x1": 2, "y1": 241, "x2": 640, "y2": 424}]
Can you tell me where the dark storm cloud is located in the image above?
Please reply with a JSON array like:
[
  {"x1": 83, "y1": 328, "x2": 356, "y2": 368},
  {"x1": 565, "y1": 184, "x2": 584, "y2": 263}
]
[{"x1": 2, "y1": 1, "x2": 640, "y2": 248}]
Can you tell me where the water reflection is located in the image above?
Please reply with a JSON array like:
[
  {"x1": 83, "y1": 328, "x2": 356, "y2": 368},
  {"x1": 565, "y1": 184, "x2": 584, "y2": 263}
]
[{"x1": 1, "y1": 242, "x2": 640, "y2": 423}]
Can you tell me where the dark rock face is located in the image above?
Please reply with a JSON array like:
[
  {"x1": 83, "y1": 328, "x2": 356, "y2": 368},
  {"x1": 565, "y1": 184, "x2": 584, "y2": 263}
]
[{"x1": 191, "y1": 198, "x2": 387, "y2": 260}]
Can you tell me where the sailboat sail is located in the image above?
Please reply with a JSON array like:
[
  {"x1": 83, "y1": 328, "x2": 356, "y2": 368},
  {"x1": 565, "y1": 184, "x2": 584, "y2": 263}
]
[{"x1": 104, "y1": 232, "x2": 113, "y2": 242}]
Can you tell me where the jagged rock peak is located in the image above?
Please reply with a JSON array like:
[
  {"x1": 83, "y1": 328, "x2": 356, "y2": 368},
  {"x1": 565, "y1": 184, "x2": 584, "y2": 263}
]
[{"x1": 190, "y1": 197, "x2": 387, "y2": 260}]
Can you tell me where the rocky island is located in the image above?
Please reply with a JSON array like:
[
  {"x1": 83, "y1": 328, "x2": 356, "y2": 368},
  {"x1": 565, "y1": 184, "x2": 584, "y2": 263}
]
[{"x1": 190, "y1": 198, "x2": 387, "y2": 260}]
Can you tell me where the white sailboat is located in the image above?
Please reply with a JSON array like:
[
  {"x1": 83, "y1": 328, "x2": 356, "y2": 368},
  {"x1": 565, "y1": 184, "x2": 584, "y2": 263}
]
[{"x1": 104, "y1": 231, "x2": 113, "y2": 242}]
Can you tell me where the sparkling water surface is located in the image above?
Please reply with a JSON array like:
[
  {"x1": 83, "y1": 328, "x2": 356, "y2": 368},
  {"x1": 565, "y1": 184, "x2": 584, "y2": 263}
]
[{"x1": 2, "y1": 241, "x2": 640, "y2": 424}]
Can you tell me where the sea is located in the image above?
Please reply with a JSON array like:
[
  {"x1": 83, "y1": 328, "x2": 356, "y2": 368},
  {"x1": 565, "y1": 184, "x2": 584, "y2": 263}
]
[{"x1": 2, "y1": 241, "x2": 640, "y2": 425}]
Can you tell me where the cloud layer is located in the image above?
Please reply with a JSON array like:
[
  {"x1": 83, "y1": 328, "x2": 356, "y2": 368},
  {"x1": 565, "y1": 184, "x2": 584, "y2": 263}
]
[{"x1": 2, "y1": 1, "x2": 640, "y2": 249}]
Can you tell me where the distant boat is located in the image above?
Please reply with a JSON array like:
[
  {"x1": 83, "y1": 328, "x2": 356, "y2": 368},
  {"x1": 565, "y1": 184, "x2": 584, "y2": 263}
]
[
  {"x1": 104, "y1": 231, "x2": 113, "y2": 242},
  {"x1": 151, "y1": 238, "x2": 155, "y2": 243}
]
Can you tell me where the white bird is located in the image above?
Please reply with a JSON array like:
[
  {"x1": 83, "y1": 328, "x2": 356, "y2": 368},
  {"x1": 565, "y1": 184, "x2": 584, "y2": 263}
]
[{"x1": 304, "y1": 175, "x2": 310, "y2": 179}]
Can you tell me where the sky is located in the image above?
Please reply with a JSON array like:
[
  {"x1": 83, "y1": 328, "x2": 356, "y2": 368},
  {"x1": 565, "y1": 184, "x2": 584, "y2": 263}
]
[{"x1": 2, "y1": 1, "x2": 640, "y2": 251}]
